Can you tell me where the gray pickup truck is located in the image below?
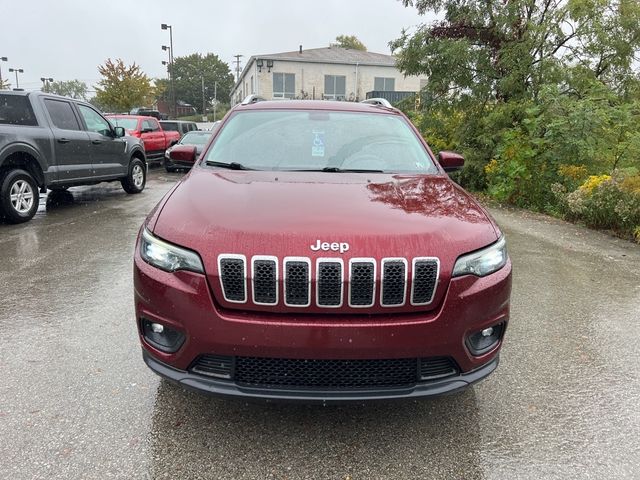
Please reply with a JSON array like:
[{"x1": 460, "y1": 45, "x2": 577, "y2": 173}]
[{"x1": 0, "y1": 91, "x2": 147, "y2": 223}]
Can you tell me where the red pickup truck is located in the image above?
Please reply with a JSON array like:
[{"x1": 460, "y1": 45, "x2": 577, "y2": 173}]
[{"x1": 107, "y1": 115, "x2": 181, "y2": 162}]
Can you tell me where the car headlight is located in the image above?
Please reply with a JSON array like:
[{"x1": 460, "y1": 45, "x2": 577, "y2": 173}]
[
  {"x1": 452, "y1": 236, "x2": 508, "y2": 277},
  {"x1": 140, "y1": 228, "x2": 204, "y2": 273}
]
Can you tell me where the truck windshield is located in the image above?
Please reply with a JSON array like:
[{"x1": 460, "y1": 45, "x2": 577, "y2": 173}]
[{"x1": 204, "y1": 110, "x2": 438, "y2": 173}]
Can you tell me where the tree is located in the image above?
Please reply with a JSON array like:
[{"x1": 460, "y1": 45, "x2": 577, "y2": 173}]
[
  {"x1": 94, "y1": 59, "x2": 155, "y2": 112},
  {"x1": 391, "y1": 0, "x2": 640, "y2": 213},
  {"x1": 392, "y1": 0, "x2": 640, "y2": 103},
  {"x1": 0, "y1": 78, "x2": 10, "y2": 90},
  {"x1": 335, "y1": 35, "x2": 367, "y2": 51},
  {"x1": 43, "y1": 79, "x2": 88, "y2": 100},
  {"x1": 171, "y1": 53, "x2": 234, "y2": 114}
]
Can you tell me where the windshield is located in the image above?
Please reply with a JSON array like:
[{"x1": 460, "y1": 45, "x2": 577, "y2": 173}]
[
  {"x1": 204, "y1": 110, "x2": 438, "y2": 173},
  {"x1": 108, "y1": 117, "x2": 138, "y2": 130},
  {"x1": 180, "y1": 132, "x2": 211, "y2": 145}
]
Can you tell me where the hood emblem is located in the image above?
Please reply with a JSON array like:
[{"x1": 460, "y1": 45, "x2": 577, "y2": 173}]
[{"x1": 310, "y1": 240, "x2": 350, "y2": 254}]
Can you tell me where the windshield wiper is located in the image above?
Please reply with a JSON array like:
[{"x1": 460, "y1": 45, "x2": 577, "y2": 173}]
[
  {"x1": 320, "y1": 167, "x2": 385, "y2": 173},
  {"x1": 205, "y1": 161, "x2": 253, "y2": 170}
]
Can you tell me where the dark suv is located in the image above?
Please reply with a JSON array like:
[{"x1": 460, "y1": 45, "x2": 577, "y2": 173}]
[
  {"x1": 0, "y1": 91, "x2": 147, "y2": 223},
  {"x1": 159, "y1": 120, "x2": 198, "y2": 135}
]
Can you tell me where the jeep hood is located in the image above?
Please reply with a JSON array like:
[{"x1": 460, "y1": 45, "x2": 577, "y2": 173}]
[{"x1": 152, "y1": 169, "x2": 499, "y2": 312}]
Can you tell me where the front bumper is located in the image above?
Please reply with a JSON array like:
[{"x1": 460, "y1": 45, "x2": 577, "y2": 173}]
[
  {"x1": 144, "y1": 349, "x2": 499, "y2": 402},
  {"x1": 134, "y1": 245, "x2": 511, "y2": 403}
]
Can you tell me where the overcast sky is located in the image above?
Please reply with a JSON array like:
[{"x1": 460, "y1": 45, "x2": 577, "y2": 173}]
[{"x1": 0, "y1": 0, "x2": 435, "y2": 93}]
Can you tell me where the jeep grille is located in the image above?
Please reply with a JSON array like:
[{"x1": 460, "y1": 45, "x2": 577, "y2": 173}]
[{"x1": 217, "y1": 255, "x2": 440, "y2": 309}]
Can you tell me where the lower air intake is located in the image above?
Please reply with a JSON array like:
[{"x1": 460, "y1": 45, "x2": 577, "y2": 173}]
[
  {"x1": 190, "y1": 355, "x2": 459, "y2": 389},
  {"x1": 235, "y1": 357, "x2": 418, "y2": 389}
]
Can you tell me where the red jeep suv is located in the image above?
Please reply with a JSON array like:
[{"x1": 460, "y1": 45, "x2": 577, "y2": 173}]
[{"x1": 133, "y1": 98, "x2": 512, "y2": 402}]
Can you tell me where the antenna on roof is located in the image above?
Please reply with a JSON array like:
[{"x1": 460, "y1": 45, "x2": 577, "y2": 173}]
[{"x1": 299, "y1": 45, "x2": 302, "y2": 54}]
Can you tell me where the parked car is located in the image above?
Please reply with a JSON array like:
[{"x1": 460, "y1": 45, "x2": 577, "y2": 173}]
[
  {"x1": 0, "y1": 91, "x2": 147, "y2": 223},
  {"x1": 164, "y1": 129, "x2": 218, "y2": 172},
  {"x1": 107, "y1": 115, "x2": 180, "y2": 163},
  {"x1": 134, "y1": 98, "x2": 512, "y2": 402},
  {"x1": 159, "y1": 120, "x2": 198, "y2": 135},
  {"x1": 129, "y1": 108, "x2": 166, "y2": 120}
]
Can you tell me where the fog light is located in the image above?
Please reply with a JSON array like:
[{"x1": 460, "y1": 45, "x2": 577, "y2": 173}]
[
  {"x1": 141, "y1": 319, "x2": 185, "y2": 353},
  {"x1": 151, "y1": 323, "x2": 164, "y2": 333},
  {"x1": 481, "y1": 327, "x2": 494, "y2": 337},
  {"x1": 466, "y1": 322, "x2": 505, "y2": 356}
]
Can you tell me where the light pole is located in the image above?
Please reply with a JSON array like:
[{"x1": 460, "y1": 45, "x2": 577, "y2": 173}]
[
  {"x1": 40, "y1": 77, "x2": 54, "y2": 91},
  {"x1": 9, "y1": 68, "x2": 24, "y2": 89},
  {"x1": 161, "y1": 23, "x2": 176, "y2": 118},
  {"x1": 161, "y1": 45, "x2": 174, "y2": 117},
  {"x1": 0, "y1": 57, "x2": 7, "y2": 88}
]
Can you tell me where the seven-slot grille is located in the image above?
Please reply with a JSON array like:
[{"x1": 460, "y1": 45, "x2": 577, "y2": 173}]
[{"x1": 217, "y1": 255, "x2": 439, "y2": 309}]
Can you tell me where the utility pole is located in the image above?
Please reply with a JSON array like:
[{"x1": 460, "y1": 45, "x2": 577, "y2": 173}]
[
  {"x1": 213, "y1": 81, "x2": 217, "y2": 122},
  {"x1": 233, "y1": 54, "x2": 243, "y2": 82},
  {"x1": 201, "y1": 76, "x2": 206, "y2": 121}
]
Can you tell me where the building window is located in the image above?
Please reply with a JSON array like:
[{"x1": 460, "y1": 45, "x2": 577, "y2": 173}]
[
  {"x1": 273, "y1": 73, "x2": 295, "y2": 99},
  {"x1": 374, "y1": 77, "x2": 395, "y2": 91},
  {"x1": 324, "y1": 75, "x2": 346, "y2": 100}
]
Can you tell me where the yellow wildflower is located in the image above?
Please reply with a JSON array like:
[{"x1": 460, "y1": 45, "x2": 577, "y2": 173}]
[
  {"x1": 579, "y1": 175, "x2": 611, "y2": 194},
  {"x1": 558, "y1": 164, "x2": 588, "y2": 181},
  {"x1": 484, "y1": 159, "x2": 499, "y2": 175}
]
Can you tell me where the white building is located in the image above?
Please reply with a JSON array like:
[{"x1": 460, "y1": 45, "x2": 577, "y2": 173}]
[{"x1": 230, "y1": 45, "x2": 427, "y2": 105}]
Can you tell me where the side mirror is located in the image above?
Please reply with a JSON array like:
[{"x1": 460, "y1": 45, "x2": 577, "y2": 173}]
[
  {"x1": 169, "y1": 145, "x2": 198, "y2": 165},
  {"x1": 114, "y1": 126, "x2": 126, "y2": 138},
  {"x1": 438, "y1": 151, "x2": 464, "y2": 172},
  {"x1": 141, "y1": 128, "x2": 153, "y2": 134}
]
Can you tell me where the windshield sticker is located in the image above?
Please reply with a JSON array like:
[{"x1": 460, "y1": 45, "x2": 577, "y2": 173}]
[{"x1": 312, "y1": 131, "x2": 325, "y2": 157}]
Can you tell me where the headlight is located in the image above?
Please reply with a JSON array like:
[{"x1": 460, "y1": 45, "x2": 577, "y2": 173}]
[
  {"x1": 452, "y1": 236, "x2": 508, "y2": 277},
  {"x1": 140, "y1": 228, "x2": 204, "y2": 273}
]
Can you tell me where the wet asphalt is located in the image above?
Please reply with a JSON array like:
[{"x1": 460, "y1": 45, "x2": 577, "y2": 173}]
[{"x1": 1, "y1": 169, "x2": 639, "y2": 480}]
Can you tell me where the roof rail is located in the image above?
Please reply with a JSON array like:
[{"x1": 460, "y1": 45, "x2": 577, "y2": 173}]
[
  {"x1": 240, "y1": 94, "x2": 267, "y2": 105},
  {"x1": 361, "y1": 98, "x2": 393, "y2": 108}
]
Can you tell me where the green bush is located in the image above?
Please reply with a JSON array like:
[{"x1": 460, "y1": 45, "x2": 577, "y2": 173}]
[{"x1": 559, "y1": 175, "x2": 640, "y2": 240}]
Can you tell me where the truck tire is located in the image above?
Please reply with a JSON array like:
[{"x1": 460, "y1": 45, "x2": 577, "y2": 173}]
[
  {"x1": 121, "y1": 158, "x2": 146, "y2": 194},
  {"x1": 0, "y1": 169, "x2": 40, "y2": 223}
]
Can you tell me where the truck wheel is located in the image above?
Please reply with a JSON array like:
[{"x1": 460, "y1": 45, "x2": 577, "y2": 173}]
[
  {"x1": 0, "y1": 169, "x2": 40, "y2": 223},
  {"x1": 121, "y1": 158, "x2": 146, "y2": 194}
]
